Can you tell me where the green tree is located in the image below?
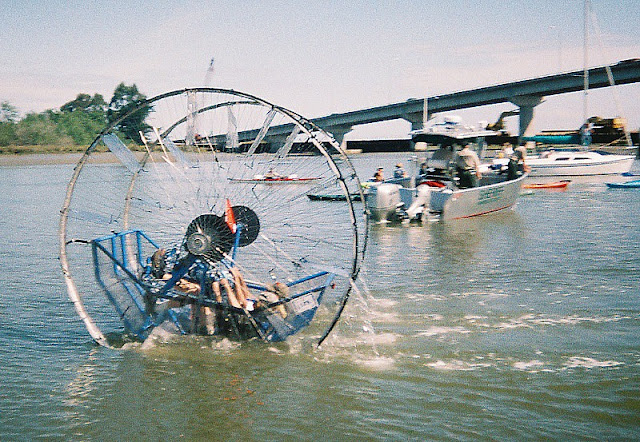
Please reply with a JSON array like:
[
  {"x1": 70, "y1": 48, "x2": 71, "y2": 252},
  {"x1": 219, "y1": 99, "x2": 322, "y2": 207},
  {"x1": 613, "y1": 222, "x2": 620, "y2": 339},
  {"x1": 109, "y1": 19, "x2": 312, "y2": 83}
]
[
  {"x1": 54, "y1": 93, "x2": 107, "y2": 145},
  {"x1": 107, "y1": 83, "x2": 151, "y2": 142},
  {"x1": 50, "y1": 110, "x2": 105, "y2": 145},
  {"x1": 14, "y1": 112, "x2": 68, "y2": 145},
  {"x1": 0, "y1": 101, "x2": 18, "y2": 146},
  {"x1": 1, "y1": 101, "x2": 19, "y2": 123},
  {"x1": 0, "y1": 122, "x2": 17, "y2": 146},
  {"x1": 61, "y1": 93, "x2": 107, "y2": 114}
]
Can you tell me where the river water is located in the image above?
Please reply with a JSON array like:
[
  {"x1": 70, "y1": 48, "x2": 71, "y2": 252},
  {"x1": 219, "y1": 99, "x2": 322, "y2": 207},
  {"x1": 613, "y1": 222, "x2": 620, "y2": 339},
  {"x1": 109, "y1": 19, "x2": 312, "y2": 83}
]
[{"x1": 1, "y1": 154, "x2": 639, "y2": 440}]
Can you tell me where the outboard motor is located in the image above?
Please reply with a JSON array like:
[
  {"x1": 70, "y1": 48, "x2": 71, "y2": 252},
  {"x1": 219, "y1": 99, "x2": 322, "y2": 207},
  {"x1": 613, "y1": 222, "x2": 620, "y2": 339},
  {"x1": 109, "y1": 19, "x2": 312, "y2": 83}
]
[
  {"x1": 405, "y1": 184, "x2": 433, "y2": 220},
  {"x1": 365, "y1": 183, "x2": 403, "y2": 222}
]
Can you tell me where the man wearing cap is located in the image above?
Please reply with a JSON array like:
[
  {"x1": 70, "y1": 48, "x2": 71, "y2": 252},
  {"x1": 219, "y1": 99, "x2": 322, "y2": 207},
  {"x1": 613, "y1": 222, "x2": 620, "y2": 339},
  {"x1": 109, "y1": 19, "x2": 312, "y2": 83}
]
[{"x1": 455, "y1": 143, "x2": 481, "y2": 188}]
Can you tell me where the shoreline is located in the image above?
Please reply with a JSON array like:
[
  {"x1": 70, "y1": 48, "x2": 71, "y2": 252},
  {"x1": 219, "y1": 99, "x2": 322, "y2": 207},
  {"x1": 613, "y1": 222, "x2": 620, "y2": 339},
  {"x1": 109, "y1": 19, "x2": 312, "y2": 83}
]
[
  {"x1": 0, "y1": 152, "x2": 153, "y2": 167},
  {"x1": 2, "y1": 145, "x2": 637, "y2": 167},
  {"x1": 0, "y1": 152, "x2": 85, "y2": 166}
]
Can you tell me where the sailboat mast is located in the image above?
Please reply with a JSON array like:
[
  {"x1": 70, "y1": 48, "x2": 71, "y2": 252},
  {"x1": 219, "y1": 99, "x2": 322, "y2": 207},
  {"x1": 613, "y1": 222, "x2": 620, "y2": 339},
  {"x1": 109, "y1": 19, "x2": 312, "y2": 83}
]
[{"x1": 583, "y1": 0, "x2": 589, "y2": 124}]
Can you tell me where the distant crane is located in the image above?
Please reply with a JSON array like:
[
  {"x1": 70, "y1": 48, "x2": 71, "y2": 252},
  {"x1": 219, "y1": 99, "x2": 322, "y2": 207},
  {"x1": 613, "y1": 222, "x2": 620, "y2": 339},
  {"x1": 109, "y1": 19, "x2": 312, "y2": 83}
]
[
  {"x1": 486, "y1": 109, "x2": 519, "y2": 132},
  {"x1": 204, "y1": 57, "x2": 215, "y2": 87},
  {"x1": 185, "y1": 58, "x2": 216, "y2": 145},
  {"x1": 201, "y1": 57, "x2": 238, "y2": 151}
]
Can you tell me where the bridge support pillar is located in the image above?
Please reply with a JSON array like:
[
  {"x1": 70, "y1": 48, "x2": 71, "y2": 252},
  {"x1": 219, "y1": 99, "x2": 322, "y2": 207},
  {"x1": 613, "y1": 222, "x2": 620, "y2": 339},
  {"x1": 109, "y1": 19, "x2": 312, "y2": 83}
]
[
  {"x1": 403, "y1": 113, "x2": 430, "y2": 151},
  {"x1": 403, "y1": 111, "x2": 429, "y2": 132},
  {"x1": 327, "y1": 125, "x2": 353, "y2": 146},
  {"x1": 410, "y1": 119, "x2": 423, "y2": 131},
  {"x1": 510, "y1": 95, "x2": 543, "y2": 145},
  {"x1": 266, "y1": 134, "x2": 288, "y2": 153}
]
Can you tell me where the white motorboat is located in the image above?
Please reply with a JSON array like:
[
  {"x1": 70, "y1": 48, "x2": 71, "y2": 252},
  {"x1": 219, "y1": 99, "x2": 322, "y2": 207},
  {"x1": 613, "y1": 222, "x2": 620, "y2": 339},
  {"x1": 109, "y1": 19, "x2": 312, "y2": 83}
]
[
  {"x1": 365, "y1": 122, "x2": 526, "y2": 222},
  {"x1": 365, "y1": 171, "x2": 526, "y2": 222}
]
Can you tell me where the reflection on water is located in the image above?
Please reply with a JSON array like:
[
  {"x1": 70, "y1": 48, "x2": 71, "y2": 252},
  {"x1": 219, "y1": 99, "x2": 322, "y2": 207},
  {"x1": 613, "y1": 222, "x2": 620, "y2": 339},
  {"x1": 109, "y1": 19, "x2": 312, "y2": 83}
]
[{"x1": 1, "y1": 159, "x2": 639, "y2": 440}]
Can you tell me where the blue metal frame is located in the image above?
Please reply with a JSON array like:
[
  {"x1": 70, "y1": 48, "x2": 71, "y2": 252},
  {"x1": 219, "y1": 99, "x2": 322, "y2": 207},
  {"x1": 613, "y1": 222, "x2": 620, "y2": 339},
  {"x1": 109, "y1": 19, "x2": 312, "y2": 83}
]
[
  {"x1": 92, "y1": 238, "x2": 155, "y2": 339},
  {"x1": 91, "y1": 229, "x2": 336, "y2": 342}
]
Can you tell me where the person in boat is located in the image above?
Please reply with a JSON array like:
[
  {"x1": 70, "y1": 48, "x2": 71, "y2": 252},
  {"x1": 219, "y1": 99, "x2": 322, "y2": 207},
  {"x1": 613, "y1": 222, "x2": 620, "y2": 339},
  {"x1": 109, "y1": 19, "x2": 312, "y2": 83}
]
[
  {"x1": 507, "y1": 143, "x2": 528, "y2": 180},
  {"x1": 393, "y1": 163, "x2": 407, "y2": 178},
  {"x1": 580, "y1": 122, "x2": 593, "y2": 146},
  {"x1": 257, "y1": 282, "x2": 289, "y2": 318},
  {"x1": 454, "y1": 142, "x2": 482, "y2": 188},
  {"x1": 264, "y1": 168, "x2": 281, "y2": 179},
  {"x1": 427, "y1": 143, "x2": 454, "y2": 176},
  {"x1": 499, "y1": 142, "x2": 514, "y2": 159},
  {"x1": 150, "y1": 250, "x2": 288, "y2": 337},
  {"x1": 419, "y1": 161, "x2": 429, "y2": 176},
  {"x1": 212, "y1": 267, "x2": 248, "y2": 309},
  {"x1": 152, "y1": 249, "x2": 200, "y2": 296},
  {"x1": 152, "y1": 248, "x2": 216, "y2": 334},
  {"x1": 372, "y1": 167, "x2": 384, "y2": 182}
]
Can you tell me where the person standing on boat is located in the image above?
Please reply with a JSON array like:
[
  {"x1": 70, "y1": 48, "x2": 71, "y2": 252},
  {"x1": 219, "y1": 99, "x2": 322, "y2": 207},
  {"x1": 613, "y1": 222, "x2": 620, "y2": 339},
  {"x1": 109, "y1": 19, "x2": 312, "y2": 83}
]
[
  {"x1": 455, "y1": 143, "x2": 481, "y2": 188},
  {"x1": 507, "y1": 144, "x2": 528, "y2": 180},
  {"x1": 499, "y1": 142, "x2": 514, "y2": 158},
  {"x1": 429, "y1": 144, "x2": 455, "y2": 175}
]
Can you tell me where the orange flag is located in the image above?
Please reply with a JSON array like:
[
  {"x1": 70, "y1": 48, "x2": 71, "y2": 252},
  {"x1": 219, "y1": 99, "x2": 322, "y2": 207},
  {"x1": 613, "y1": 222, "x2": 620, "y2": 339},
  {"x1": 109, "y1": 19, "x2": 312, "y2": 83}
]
[{"x1": 225, "y1": 199, "x2": 237, "y2": 233}]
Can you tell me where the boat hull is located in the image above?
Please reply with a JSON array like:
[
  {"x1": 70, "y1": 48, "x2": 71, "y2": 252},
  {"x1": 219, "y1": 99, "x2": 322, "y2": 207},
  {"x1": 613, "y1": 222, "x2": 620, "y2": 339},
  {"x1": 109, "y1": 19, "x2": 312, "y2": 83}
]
[
  {"x1": 527, "y1": 153, "x2": 634, "y2": 176},
  {"x1": 605, "y1": 179, "x2": 640, "y2": 188},
  {"x1": 522, "y1": 180, "x2": 570, "y2": 189},
  {"x1": 307, "y1": 193, "x2": 362, "y2": 201},
  {"x1": 365, "y1": 174, "x2": 526, "y2": 222},
  {"x1": 432, "y1": 174, "x2": 526, "y2": 221}
]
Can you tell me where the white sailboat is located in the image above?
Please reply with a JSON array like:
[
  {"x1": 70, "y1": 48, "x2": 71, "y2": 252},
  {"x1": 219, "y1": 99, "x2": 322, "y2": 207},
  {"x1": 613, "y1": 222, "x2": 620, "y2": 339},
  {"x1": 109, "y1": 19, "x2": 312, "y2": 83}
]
[
  {"x1": 525, "y1": 150, "x2": 635, "y2": 176},
  {"x1": 515, "y1": 1, "x2": 636, "y2": 177}
]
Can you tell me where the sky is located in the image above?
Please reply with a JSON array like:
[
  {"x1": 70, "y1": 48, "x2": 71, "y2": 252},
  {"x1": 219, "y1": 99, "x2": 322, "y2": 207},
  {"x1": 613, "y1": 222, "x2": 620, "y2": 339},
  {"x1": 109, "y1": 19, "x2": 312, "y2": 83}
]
[{"x1": 1, "y1": 0, "x2": 639, "y2": 139}]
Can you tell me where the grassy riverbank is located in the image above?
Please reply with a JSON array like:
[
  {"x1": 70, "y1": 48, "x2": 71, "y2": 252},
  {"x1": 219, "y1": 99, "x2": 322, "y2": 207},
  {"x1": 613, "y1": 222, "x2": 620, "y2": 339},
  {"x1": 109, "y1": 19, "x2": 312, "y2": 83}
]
[
  {"x1": 0, "y1": 145, "x2": 87, "y2": 155},
  {"x1": 0, "y1": 145, "x2": 145, "y2": 166}
]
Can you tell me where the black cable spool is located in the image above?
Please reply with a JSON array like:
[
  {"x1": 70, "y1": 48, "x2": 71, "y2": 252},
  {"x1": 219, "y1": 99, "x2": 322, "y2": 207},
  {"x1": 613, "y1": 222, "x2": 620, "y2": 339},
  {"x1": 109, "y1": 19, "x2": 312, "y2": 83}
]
[
  {"x1": 230, "y1": 205, "x2": 260, "y2": 247},
  {"x1": 183, "y1": 206, "x2": 260, "y2": 265},
  {"x1": 184, "y1": 214, "x2": 234, "y2": 264}
]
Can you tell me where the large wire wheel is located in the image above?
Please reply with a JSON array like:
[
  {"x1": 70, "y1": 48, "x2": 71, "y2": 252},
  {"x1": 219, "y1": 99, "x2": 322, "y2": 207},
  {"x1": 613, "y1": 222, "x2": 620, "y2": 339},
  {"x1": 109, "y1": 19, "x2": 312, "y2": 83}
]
[{"x1": 59, "y1": 88, "x2": 367, "y2": 347}]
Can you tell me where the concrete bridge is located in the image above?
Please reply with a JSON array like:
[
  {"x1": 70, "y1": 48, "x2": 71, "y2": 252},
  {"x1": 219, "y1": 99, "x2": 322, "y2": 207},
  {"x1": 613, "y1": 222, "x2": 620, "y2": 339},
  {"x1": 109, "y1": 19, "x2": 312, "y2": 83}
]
[
  {"x1": 245, "y1": 59, "x2": 639, "y2": 147},
  {"x1": 314, "y1": 59, "x2": 640, "y2": 143}
]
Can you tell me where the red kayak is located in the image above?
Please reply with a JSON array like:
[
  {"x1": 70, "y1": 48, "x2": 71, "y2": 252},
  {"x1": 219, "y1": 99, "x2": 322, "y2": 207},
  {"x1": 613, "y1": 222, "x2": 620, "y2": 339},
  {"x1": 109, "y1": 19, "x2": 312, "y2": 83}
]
[
  {"x1": 523, "y1": 180, "x2": 571, "y2": 190},
  {"x1": 229, "y1": 176, "x2": 321, "y2": 183}
]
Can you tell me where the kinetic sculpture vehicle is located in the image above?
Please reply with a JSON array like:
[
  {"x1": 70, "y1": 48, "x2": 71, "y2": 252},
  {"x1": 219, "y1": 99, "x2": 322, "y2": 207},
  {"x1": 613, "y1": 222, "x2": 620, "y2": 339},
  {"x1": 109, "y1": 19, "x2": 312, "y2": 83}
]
[{"x1": 59, "y1": 88, "x2": 367, "y2": 347}]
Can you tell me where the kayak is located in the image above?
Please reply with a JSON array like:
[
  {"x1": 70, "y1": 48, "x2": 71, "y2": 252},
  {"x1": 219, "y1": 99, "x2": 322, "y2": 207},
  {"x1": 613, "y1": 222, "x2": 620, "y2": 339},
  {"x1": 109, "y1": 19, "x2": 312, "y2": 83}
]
[
  {"x1": 605, "y1": 179, "x2": 640, "y2": 189},
  {"x1": 229, "y1": 176, "x2": 321, "y2": 183},
  {"x1": 523, "y1": 180, "x2": 571, "y2": 189}
]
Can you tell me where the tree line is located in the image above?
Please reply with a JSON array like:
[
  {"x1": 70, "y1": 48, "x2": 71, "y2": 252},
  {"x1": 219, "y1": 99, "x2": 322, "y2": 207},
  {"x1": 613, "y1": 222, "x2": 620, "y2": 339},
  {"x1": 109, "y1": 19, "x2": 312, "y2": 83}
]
[{"x1": 0, "y1": 83, "x2": 150, "y2": 148}]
